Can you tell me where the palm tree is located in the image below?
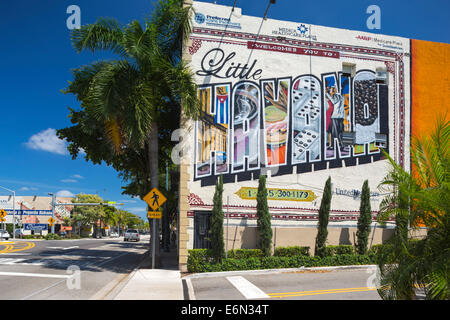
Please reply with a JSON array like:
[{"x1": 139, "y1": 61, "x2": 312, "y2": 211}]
[
  {"x1": 64, "y1": 0, "x2": 200, "y2": 265},
  {"x1": 377, "y1": 115, "x2": 449, "y2": 300}
]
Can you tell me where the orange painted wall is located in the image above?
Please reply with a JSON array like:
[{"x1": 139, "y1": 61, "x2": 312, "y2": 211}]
[
  {"x1": 411, "y1": 39, "x2": 450, "y2": 139},
  {"x1": 411, "y1": 40, "x2": 449, "y2": 227}
]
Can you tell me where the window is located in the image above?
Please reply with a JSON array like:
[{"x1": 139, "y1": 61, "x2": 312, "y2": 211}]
[
  {"x1": 376, "y1": 68, "x2": 388, "y2": 85},
  {"x1": 342, "y1": 63, "x2": 356, "y2": 77}
]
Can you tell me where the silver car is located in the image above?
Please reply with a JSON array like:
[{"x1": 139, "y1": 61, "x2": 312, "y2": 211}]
[
  {"x1": 124, "y1": 229, "x2": 140, "y2": 242},
  {"x1": 0, "y1": 230, "x2": 10, "y2": 240}
]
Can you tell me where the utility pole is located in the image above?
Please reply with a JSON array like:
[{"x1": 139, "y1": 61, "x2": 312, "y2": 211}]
[{"x1": 49, "y1": 193, "x2": 56, "y2": 234}]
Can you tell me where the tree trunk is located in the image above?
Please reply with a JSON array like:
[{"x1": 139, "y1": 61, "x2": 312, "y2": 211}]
[{"x1": 148, "y1": 121, "x2": 160, "y2": 267}]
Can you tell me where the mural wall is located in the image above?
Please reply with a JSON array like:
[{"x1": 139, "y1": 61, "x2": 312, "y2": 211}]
[{"x1": 186, "y1": 0, "x2": 410, "y2": 209}]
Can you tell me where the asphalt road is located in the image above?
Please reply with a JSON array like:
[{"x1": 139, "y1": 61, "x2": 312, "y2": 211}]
[
  {"x1": 187, "y1": 268, "x2": 382, "y2": 300},
  {"x1": 0, "y1": 236, "x2": 150, "y2": 300}
]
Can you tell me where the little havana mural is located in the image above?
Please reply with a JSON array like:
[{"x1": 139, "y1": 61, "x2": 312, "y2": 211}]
[{"x1": 194, "y1": 55, "x2": 388, "y2": 186}]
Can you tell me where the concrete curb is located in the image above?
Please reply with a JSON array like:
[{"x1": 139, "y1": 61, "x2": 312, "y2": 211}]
[{"x1": 183, "y1": 264, "x2": 377, "y2": 280}]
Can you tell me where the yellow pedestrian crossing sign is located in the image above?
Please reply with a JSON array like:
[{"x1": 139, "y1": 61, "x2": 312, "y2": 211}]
[
  {"x1": 143, "y1": 188, "x2": 167, "y2": 211},
  {"x1": 0, "y1": 209, "x2": 6, "y2": 218},
  {"x1": 48, "y1": 217, "x2": 55, "y2": 224},
  {"x1": 0, "y1": 217, "x2": 5, "y2": 222}
]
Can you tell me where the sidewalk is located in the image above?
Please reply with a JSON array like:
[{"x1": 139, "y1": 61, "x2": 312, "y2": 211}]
[{"x1": 113, "y1": 247, "x2": 185, "y2": 300}]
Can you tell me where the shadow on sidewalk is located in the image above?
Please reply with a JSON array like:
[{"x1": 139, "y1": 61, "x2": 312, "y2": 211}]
[{"x1": 140, "y1": 245, "x2": 178, "y2": 270}]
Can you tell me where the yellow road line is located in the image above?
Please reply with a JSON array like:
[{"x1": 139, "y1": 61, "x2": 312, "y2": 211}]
[
  {"x1": 268, "y1": 286, "x2": 377, "y2": 298},
  {"x1": 0, "y1": 242, "x2": 35, "y2": 254}
]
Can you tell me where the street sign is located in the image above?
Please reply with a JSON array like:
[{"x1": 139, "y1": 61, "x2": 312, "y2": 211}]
[
  {"x1": 143, "y1": 188, "x2": 167, "y2": 211},
  {"x1": 147, "y1": 211, "x2": 162, "y2": 219},
  {"x1": 0, "y1": 209, "x2": 6, "y2": 218},
  {"x1": 48, "y1": 217, "x2": 55, "y2": 224},
  {"x1": 0, "y1": 217, "x2": 5, "y2": 222}
]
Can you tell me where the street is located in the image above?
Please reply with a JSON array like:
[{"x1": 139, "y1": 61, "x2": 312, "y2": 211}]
[
  {"x1": 0, "y1": 236, "x2": 150, "y2": 300},
  {"x1": 186, "y1": 268, "x2": 382, "y2": 300}
]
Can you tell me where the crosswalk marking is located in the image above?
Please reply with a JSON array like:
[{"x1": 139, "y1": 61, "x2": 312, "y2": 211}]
[{"x1": 226, "y1": 276, "x2": 269, "y2": 299}]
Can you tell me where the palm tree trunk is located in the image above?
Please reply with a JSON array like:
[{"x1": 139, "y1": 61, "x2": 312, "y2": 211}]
[{"x1": 148, "y1": 121, "x2": 160, "y2": 267}]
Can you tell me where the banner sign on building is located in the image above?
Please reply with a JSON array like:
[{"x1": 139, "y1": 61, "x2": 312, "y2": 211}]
[{"x1": 24, "y1": 223, "x2": 48, "y2": 231}]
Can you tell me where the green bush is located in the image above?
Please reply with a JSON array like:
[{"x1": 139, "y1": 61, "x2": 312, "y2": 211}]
[
  {"x1": 325, "y1": 245, "x2": 355, "y2": 256},
  {"x1": 44, "y1": 233, "x2": 62, "y2": 240},
  {"x1": 187, "y1": 249, "x2": 377, "y2": 273},
  {"x1": 227, "y1": 249, "x2": 263, "y2": 259},
  {"x1": 274, "y1": 246, "x2": 310, "y2": 257},
  {"x1": 69, "y1": 234, "x2": 81, "y2": 239},
  {"x1": 23, "y1": 235, "x2": 44, "y2": 239}
]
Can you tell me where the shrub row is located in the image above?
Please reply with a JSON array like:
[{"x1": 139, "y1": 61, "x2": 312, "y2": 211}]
[
  {"x1": 187, "y1": 248, "x2": 378, "y2": 273},
  {"x1": 324, "y1": 245, "x2": 354, "y2": 256},
  {"x1": 274, "y1": 246, "x2": 310, "y2": 257}
]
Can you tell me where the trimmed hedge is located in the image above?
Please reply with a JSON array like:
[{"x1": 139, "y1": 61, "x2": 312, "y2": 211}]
[
  {"x1": 274, "y1": 246, "x2": 310, "y2": 257},
  {"x1": 187, "y1": 249, "x2": 377, "y2": 273},
  {"x1": 325, "y1": 245, "x2": 355, "y2": 256},
  {"x1": 227, "y1": 249, "x2": 263, "y2": 259}
]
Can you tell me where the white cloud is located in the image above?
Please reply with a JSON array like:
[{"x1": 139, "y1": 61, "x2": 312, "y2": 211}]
[
  {"x1": 56, "y1": 190, "x2": 75, "y2": 197},
  {"x1": 19, "y1": 186, "x2": 38, "y2": 191},
  {"x1": 61, "y1": 179, "x2": 77, "y2": 183},
  {"x1": 71, "y1": 174, "x2": 84, "y2": 179},
  {"x1": 24, "y1": 128, "x2": 68, "y2": 155}
]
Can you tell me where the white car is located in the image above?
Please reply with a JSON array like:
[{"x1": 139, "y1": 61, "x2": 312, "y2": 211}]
[
  {"x1": 0, "y1": 230, "x2": 10, "y2": 240},
  {"x1": 124, "y1": 229, "x2": 140, "y2": 242},
  {"x1": 110, "y1": 231, "x2": 119, "y2": 238}
]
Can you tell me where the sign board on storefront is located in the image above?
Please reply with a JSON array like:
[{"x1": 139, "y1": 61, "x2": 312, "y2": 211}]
[{"x1": 24, "y1": 223, "x2": 48, "y2": 231}]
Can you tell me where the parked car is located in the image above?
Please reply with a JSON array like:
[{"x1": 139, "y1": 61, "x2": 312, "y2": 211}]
[
  {"x1": 14, "y1": 229, "x2": 25, "y2": 238},
  {"x1": 0, "y1": 230, "x2": 10, "y2": 240},
  {"x1": 124, "y1": 229, "x2": 140, "y2": 242},
  {"x1": 110, "y1": 231, "x2": 119, "y2": 238}
]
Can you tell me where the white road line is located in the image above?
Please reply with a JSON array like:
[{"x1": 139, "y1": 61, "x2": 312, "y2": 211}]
[
  {"x1": 0, "y1": 272, "x2": 72, "y2": 278},
  {"x1": 226, "y1": 276, "x2": 269, "y2": 299}
]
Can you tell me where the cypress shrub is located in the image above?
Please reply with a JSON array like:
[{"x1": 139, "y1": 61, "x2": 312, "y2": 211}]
[
  {"x1": 210, "y1": 175, "x2": 225, "y2": 262},
  {"x1": 256, "y1": 175, "x2": 272, "y2": 256},
  {"x1": 356, "y1": 180, "x2": 372, "y2": 255},
  {"x1": 315, "y1": 176, "x2": 332, "y2": 257}
]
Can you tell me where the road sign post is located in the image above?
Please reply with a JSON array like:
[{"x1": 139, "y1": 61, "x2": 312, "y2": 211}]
[{"x1": 144, "y1": 188, "x2": 167, "y2": 269}]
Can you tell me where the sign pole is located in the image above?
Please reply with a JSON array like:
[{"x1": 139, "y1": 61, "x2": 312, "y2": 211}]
[
  {"x1": 143, "y1": 188, "x2": 167, "y2": 270},
  {"x1": 152, "y1": 216, "x2": 156, "y2": 269}
]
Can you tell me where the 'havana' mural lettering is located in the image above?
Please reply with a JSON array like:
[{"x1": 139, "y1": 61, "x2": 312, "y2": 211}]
[{"x1": 194, "y1": 50, "x2": 389, "y2": 186}]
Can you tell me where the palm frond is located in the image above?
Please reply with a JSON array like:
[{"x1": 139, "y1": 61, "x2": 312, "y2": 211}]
[{"x1": 71, "y1": 17, "x2": 125, "y2": 56}]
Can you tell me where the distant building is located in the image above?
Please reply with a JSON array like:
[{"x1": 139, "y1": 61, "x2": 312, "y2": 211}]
[{"x1": 0, "y1": 196, "x2": 73, "y2": 235}]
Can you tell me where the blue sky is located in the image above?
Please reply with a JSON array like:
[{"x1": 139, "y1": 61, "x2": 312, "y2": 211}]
[{"x1": 0, "y1": 0, "x2": 448, "y2": 219}]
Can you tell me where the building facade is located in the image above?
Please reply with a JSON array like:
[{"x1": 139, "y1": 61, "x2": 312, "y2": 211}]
[{"x1": 177, "y1": 1, "x2": 448, "y2": 271}]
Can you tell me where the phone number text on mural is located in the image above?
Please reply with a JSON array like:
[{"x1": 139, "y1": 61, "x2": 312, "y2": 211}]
[{"x1": 236, "y1": 187, "x2": 317, "y2": 202}]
